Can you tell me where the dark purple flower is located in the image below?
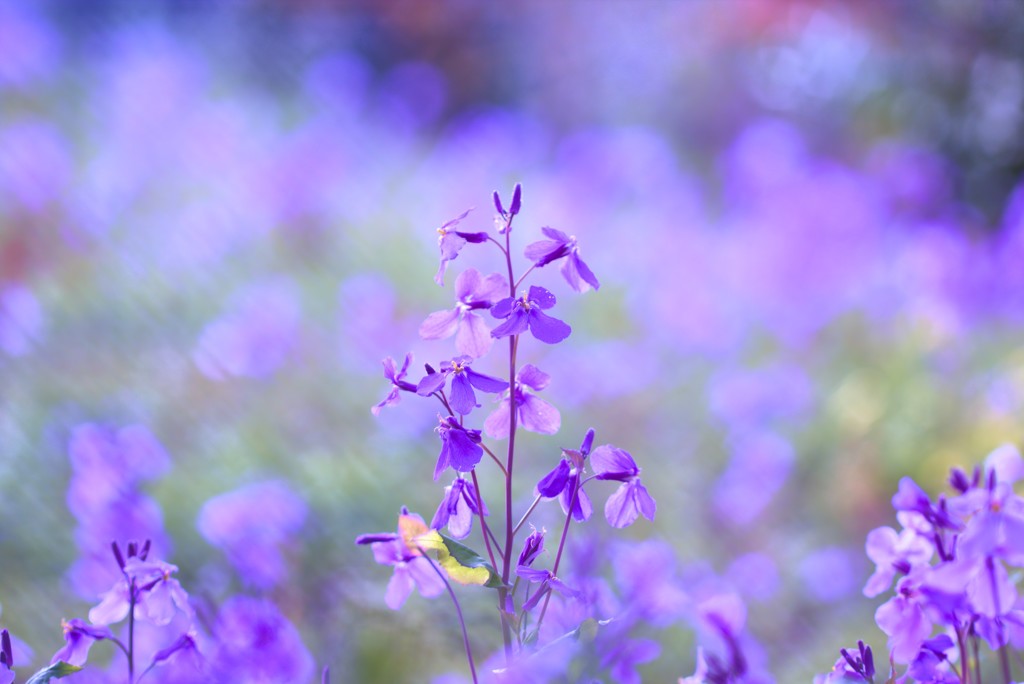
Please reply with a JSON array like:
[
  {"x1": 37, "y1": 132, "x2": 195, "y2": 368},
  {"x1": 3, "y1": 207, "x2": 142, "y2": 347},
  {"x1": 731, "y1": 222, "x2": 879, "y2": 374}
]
[
  {"x1": 196, "y1": 481, "x2": 307, "y2": 589},
  {"x1": 419, "y1": 268, "x2": 508, "y2": 358},
  {"x1": 906, "y1": 635, "x2": 956, "y2": 683},
  {"x1": 483, "y1": 364, "x2": 560, "y2": 439},
  {"x1": 433, "y1": 417, "x2": 484, "y2": 480},
  {"x1": 590, "y1": 445, "x2": 656, "y2": 528},
  {"x1": 490, "y1": 286, "x2": 571, "y2": 344},
  {"x1": 524, "y1": 227, "x2": 600, "y2": 293},
  {"x1": 536, "y1": 430, "x2": 595, "y2": 522},
  {"x1": 431, "y1": 477, "x2": 487, "y2": 540},
  {"x1": 371, "y1": 353, "x2": 417, "y2": 416},
  {"x1": 356, "y1": 509, "x2": 446, "y2": 609},
  {"x1": 416, "y1": 356, "x2": 506, "y2": 415},
  {"x1": 434, "y1": 209, "x2": 489, "y2": 286},
  {"x1": 0, "y1": 630, "x2": 13, "y2": 684},
  {"x1": 51, "y1": 619, "x2": 113, "y2": 667}
]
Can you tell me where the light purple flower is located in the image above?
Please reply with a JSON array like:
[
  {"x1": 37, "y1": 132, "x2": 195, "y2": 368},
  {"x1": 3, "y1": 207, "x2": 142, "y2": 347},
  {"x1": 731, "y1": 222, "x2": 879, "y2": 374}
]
[
  {"x1": 51, "y1": 619, "x2": 113, "y2": 667},
  {"x1": 419, "y1": 268, "x2": 507, "y2": 358},
  {"x1": 490, "y1": 286, "x2": 571, "y2": 344},
  {"x1": 433, "y1": 416, "x2": 483, "y2": 480},
  {"x1": 536, "y1": 430, "x2": 595, "y2": 522},
  {"x1": 517, "y1": 527, "x2": 545, "y2": 568},
  {"x1": 483, "y1": 364, "x2": 560, "y2": 439},
  {"x1": 434, "y1": 209, "x2": 489, "y2": 286},
  {"x1": 524, "y1": 227, "x2": 600, "y2": 293},
  {"x1": 875, "y1": 574, "x2": 932, "y2": 664},
  {"x1": 591, "y1": 445, "x2": 656, "y2": 528},
  {"x1": 356, "y1": 509, "x2": 446, "y2": 609},
  {"x1": 371, "y1": 353, "x2": 417, "y2": 416},
  {"x1": 89, "y1": 558, "x2": 192, "y2": 627},
  {"x1": 196, "y1": 481, "x2": 307, "y2": 589},
  {"x1": 863, "y1": 525, "x2": 933, "y2": 598},
  {"x1": 430, "y1": 477, "x2": 487, "y2": 540},
  {"x1": 416, "y1": 356, "x2": 506, "y2": 415},
  {"x1": 193, "y1": 278, "x2": 301, "y2": 380}
]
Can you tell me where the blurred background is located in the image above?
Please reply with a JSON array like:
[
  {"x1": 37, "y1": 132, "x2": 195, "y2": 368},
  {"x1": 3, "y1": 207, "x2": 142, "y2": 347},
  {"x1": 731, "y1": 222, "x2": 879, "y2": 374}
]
[{"x1": 2, "y1": 0, "x2": 1024, "y2": 681}]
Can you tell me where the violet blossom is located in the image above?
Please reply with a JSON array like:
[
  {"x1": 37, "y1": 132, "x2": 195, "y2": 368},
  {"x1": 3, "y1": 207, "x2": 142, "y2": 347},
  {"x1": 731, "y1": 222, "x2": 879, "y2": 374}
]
[
  {"x1": 590, "y1": 445, "x2": 656, "y2": 528},
  {"x1": 433, "y1": 416, "x2": 484, "y2": 479},
  {"x1": 536, "y1": 430, "x2": 595, "y2": 522},
  {"x1": 355, "y1": 508, "x2": 446, "y2": 609},
  {"x1": 524, "y1": 226, "x2": 600, "y2": 293},
  {"x1": 490, "y1": 285, "x2": 571, "y2": 344},
  {"x1": 431, "y1": 477, "x2": 487, "y2": 540},
  {"x1": 51, "y1": 619, "x2": 113, "y2": 667},
  {"x1": 416, "y1": 355, "x2": 507, "y2": 415},
  {"x1": 419, "y1": 268, "x2": 507, "y2": 358},
  {"x1": 371, "y1": 353, "x2": 417, "y2": 416},
  {"x1": 483, "y1": 364, "x2": 560, "y2": 439},
  {"x1": 211, "y1": 596, "x2": 314, "y2": 683},
  {"x1": 434, "y1": 209, "x2": 489, "y2": 286},
  {"x1": 89, "y1": 556, "x2": 192, "y2": 628}
]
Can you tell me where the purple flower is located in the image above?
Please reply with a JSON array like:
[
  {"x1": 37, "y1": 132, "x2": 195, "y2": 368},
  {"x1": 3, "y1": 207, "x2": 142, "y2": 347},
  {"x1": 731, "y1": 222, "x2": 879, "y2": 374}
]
[
  {"x1": 517, "y1": 527, "x2": 545, "y2": 568},
  {"x1": 0, "y1": 630, "x2": 13, "y2": 684},
  {"x1": 875, "y1": 574, "x2": 932, "y2": 664},
  {"x1": 536, "y1": 430, "x2": 595, "y2": 522},
  {"x1": 51, "y1": 619, "x2": 113, "y2": 667},
  {"x1": 196, "y1": 481, "x2": 308, "y2": 589},
  {"x1": 416, "y1": 356, "x2": 507, "y2": 415},
  {"x1": 193, "y1": 278, "x2": 302, "y2": 380},
  {"x1": 419, "y1": 268, "x2": 507, "y2": 358},
  {"x1": 490, "y1": 286, "x2": 571, "y2": 344},
  {"x1": 371, "y1": 353, "x2": 417, "y2": 416},
  {"x1": 434, "y1": 209, "x2": 489, "y2": 286},
  {"x1": 149, "y1": 630, "x2": 205, "y2": 677},
  {"x1": 356, "y1": 509, "x2": 446, "y2": 609},
  {"x1": 432, "y1": 417, "x2": 484, "y2": 479},
  {"x1": 815, "y1": 640, "x2": 876, "y2": 683},
  {"x1": 524, "y1": 227, "x2": 600, "y2": 293},
  {"x1": 211, "y1": 596, "x2": 313, "y2": 683},
  {"x1": 906, "y1": 635, "x2": 957, "y2": 683},
  {"x1": 516, "y1": 566, "x2": 580, "y2": 612},
  {"x1": 493, "y1": 183, "x2": 521, "y2": 220},
  {"x1": 483, "y1": 364, "x2": 560, "y2": 439},
  {"x1": 591, "y1": 445, "x2": 656, "y2": 528},
  {"x1": 863, "y1": 525, "x2": 933, "y2": 597},
  {"x1": 430, "y1": 477, "x2": 487, "y2": 540},
  {"x1": 89, "y1": 554, "x2": 192, "y2": 627}
]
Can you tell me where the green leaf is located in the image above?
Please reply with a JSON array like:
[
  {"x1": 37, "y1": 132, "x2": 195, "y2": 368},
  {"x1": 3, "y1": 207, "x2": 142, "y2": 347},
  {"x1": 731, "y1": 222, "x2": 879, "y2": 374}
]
[
  {"x1": 25, "y1": 661, "x2": 82, "y2": 684},
  {"x1": 438, "y1": 534, "x2": 506, "y2": 588}
]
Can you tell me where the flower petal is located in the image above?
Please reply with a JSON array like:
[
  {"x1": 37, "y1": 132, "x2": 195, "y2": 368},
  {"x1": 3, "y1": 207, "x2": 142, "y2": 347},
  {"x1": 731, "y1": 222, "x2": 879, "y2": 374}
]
[
  {"x1": 455, "y1": 312, "x2": 493, "y2": 358},
  {"x1": 419, "y1": 308, "x2": 460, "y2": 340},
  {"x1": 519, "y1": 394, "x2": 561, "y2": 435},
  {"x1": 527, "y1": 310, "x2": 571, "y2": 344}
]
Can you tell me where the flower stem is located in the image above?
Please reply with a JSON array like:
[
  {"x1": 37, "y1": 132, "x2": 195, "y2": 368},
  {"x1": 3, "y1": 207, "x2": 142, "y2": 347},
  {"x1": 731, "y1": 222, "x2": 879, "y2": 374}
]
[
  {"x1": 127, "y1": 579, "x2": 136, "y2": 684},
  {"x1": 513, "y1": 494, "x2": 542, "y2": 536},
  {"x1": 421, "y1": 550, "x2": 478, "y2": 684},
  {"x1": 471, "y1": 469, "x2": 498, "y2": 571}
]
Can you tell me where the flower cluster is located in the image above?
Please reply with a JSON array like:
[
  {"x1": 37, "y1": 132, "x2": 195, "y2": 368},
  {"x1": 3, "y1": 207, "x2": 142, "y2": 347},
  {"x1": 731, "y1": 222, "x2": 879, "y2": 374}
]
[
  {"x1": 360, "y1": 185, "x2": 658, "y2": 682},
  {"x1": 818, "y1": 444, "x2": 1024, "y2": 683}
]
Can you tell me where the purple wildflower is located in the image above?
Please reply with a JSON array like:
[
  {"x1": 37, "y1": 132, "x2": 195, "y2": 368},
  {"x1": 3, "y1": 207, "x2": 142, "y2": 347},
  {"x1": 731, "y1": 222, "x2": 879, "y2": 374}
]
[
  {"x1": 196, "y1": 480, "x2": 307, "y2": 589},
  {"x1": 493, "y1": 183, "x2": 522, "y2": 221},
  {"x1": 433, "y1": 417, "x2": 484, "y2": 479},
  {"x1": 906, "y1": 635, "x2": 957, "y2": 683},
  {"x1": 431, "y1": 477, "x2": 487, "y2": 540},
  {"x1": 416, "y1": 355, "x2": 506, "y2": 415},
  {"x1": 89, "y1": 556, "x2": 192, "y2": 627},
  {"x1": 536, "y1": 430, "x2": 596, "y2": 522},
  {"x1": 516, "y1": 566, "x2": 580, "y2": 612},
  {"x1": 517, "y1": 527, "x2": 545, "y2": 568},
  {"x1": 0, "y1": 630, "x2": 12, "y2": 684},
  {"x1": 815, "y1": 640, "x2": 876, "y2": 683},
  {"x1": 874, "y1": 573, "x2": 932, "y2": 664},
  {"x1": 419, "y1": 268, "x2": 507, "y2": 358},
  {"x1": 524, "y1": 227, "x2": 600, "y2": 293},
  {"x1": 863, "y1": 525, "x2": 933, "y2": 597},
  {"x1": 149, "y1": 630, "x2": 205, "y2": 677},
  {"x1": 51, "y1": 619, "x2": 113, "y2": 667},
  {"x1": 211, "y1": 596, "x2": 314, "y2": 683},
  {"x1": 490, "y1": 286, "x2": 571, "y2": 344},
  {"x1": 355, "y1": 509, "x2": 446, "y2": 609},
  {"x1": 483, "y1": 364, "x2": 561, "y2": 439},
  {"x1": 434, "y1": 209, "x2": 489, "y2": 286},
  {"x1": 371, "y1": 353, "x2": 417, "y2": 416},
  {"x1": 590, "y1": 445, "x2": 656, "y2": 528}
]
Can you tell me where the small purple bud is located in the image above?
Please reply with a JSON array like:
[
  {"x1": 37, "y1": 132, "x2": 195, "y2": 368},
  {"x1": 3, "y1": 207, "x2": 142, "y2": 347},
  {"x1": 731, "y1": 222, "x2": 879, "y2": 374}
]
[
  {"x1": 111, "y1": 541, "x2": 126, "y2": 570},
  {"x1": 987, "y1": 467, "x2": 997, "y2": 492},
  {"x1": 861, "y1": 643, "x2": 874, "y2": 677},
  {"x1": 839, "y1": 648, "x2": 858, "y2": 673},
  {"x1": 580, "y1": 428, "x2": 595, "y2": 456},
  {"x1": 493, "y1": 191, "x2": 505, "y2": 216},
  {"x1": 516, "y1": 528, "x2": 545, "y2": 568},
  {"x1": 1, "y1": 629, "x2": 12, "y2": 668},
  {"x1": 509, "y1": 183, "x2": 522, "y2": 216},
  {"x1": 127, "y1": 541, "x2": 138, "y2": 558},
  {"x1": 424, "y1": 363, "x2": 436, "y2": 375},
  {"x1": 140, "y1": 539, "x2": 152, "y2": 561},
  {"x1": 949, "y1": 468, "x2": 970, "y2": 493},
  {"x1": 971, "y1": 465, "x2": 982, "y2": 487}
]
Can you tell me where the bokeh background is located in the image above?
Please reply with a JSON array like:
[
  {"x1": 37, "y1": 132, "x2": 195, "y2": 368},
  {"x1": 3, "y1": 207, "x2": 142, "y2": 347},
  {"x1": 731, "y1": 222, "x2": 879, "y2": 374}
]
[{"x1": 2, "y1": 1, "x2": 1024, "y2": 681}]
